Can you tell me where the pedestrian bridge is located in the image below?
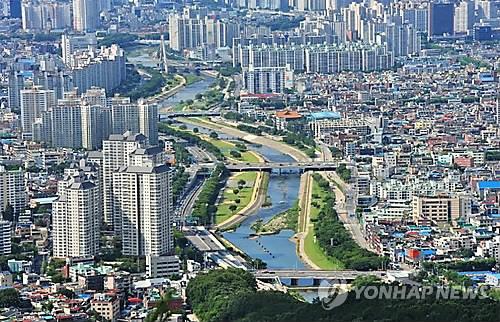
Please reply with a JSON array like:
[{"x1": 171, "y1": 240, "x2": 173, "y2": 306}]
[{"x1": 226, "y1": 161, "x2": 338, "y2": 173}]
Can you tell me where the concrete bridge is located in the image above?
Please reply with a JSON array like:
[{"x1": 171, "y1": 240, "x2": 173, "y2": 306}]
[
  {"x1": 160, "y1": 111, "x2": 221, "y2": 119},
  {"x1": 226, "y1": 161, "x2": 338, "y2": 173},
  {"x1": 253, "y1": 269, "x2": 410, "y2": 287}
]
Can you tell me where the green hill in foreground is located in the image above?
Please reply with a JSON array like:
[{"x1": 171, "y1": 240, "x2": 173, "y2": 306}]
[{"x1": 186, "y1": 268, "x2": 500, "y2": 322}]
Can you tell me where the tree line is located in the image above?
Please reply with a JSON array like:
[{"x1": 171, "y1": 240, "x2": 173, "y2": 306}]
[
  {"x1": 191, "y1": 164, "x2": 228, "y2": 225},
  {"x1": 312, "y1": 174, "x2": 387, "y2": 271},
  {"x1": 158, "y1": 123, "x2": 223, "y2": 160}
]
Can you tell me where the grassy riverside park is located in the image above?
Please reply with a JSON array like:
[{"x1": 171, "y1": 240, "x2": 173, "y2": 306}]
[
  {"x1": 173, "y1": 124, "x2": 261, "y2": 163},
  {"x1": 215, "y1": 172, "x2": 258, "y2": 224},
  {"x1": 303, "y1": 175, "x2": 345, "y2": 270},
  {"x1": 205, "y1": 138, "x2": 261, "y2": 163}
]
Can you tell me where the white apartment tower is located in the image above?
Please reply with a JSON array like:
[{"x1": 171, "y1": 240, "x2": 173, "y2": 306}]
[
  {"x1": 21, "y1": 0, "x2": 71, "y2": 32},
  {"x1": 53, "y1": 171, "x2": 100, "y2": 258},
  {"x1": 138, "y1": 100, "x2": 159, "y2": 145},
  {"x1": 61, "y1": 33, "x2": 97, "y2": 66},
  {"x1": 454, "y1": 0, "x2": 475, "y2": 34},
  {"x1": 20, "y1": 86, "x2": 55, "y2": 139},
  {"x1": 0, "y1": 165, "x2": 27, "y2": 217},
  {"x1": 111, "y1": 97, "x2": 140, "y2": 135},
  {"x1": 102, "y1": 132, "x2": 147, "y2": 228},
  {"x1": 0, "y1": 220, "x2": 11, "y2": 255},
  {"x1": 82, "y1": 104, "x2": 106, "y2": 150},
  {"x1": 112, "y1": 149, "x2": 173, "y2": 257},
  {"x1": 72, "y1": 0, "x2": 100, "y2": 32}
]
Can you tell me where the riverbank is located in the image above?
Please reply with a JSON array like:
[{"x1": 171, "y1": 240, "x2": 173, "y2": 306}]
[
  {"x1": 149, "y1": 74, "x2": 186, "y2": 107},
  {"x1": 205, "y1": 137, "x2": 261, "y2": 163},
  {"x1": 172, "y1": 77, "x2": 226, "y2": 112},
  {"x1": 295, "y1": 172, "x2": 321, "y2": 269},
  {"x1": 215, "y1": 171, "x2": 269, "y2": 231},
  {"x1": 215, "y1": 171, "x2": 259, "y2": 224},
  {"x1": 302, "y1": 174, "x2": 344, "y2": 270}
]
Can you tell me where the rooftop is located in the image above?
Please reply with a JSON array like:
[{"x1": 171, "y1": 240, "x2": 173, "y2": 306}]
[
  {"x1": 478, "y1": 181, "x2": 500, "y2": 190},
  {"x1": 308, "y1": 111, "x2": 341, "y2": 120},
  {"x1": 275, "y1": 110, "x2": 302, "y2": 119}
]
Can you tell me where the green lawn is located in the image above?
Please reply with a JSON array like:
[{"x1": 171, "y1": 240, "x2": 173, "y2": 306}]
[
  {"x1": 304, "y1": 174, "x2": 343, "y2": 269},
  {"x1": 215, "y1": 172, "x2": 258, "y2": 224},
  {"x1": 310, "y1": 178, "x2": 330, "y2": 220},
  {"x1": 304, "y1": 228, "x2": 344, "y2": 270},
  {"x1": 207, "y1": 138, "x2": 260, "y2": 162},
  {"x1": 183, "y1": 74, "x2": 203, "y2": 85}
]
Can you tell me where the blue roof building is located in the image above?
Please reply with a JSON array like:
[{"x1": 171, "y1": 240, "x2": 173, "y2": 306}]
[
  {"x1": 307, "y1": 111, "x2": 341, "y2": 121},
  {"x1": 478, "y1": 181, "x2": 500, "y2": 190}
]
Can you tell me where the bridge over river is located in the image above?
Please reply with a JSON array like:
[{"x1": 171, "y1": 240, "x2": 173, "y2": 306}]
[
  {"x1": 226, "y1": 161, "x2": 338, "y2": 173},
  {"x1": 253, "y1": 269, "x2": 413, "y2": 288}
]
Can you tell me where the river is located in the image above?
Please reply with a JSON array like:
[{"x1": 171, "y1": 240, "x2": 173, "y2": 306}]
[
  {"x1": 158, "y1": 77, "x2": 215, "y2": 109},
  {"x1": 174, "y1": 121, "x2": 305, "y2": 269}
]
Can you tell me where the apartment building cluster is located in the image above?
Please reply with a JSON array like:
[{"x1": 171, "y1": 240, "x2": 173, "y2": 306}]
[
  {"x1": 28, "y1": 87, "x2": 158, "y2": 150},
  {"x1": 168, "y1": 6, "x2": 241, "y2": 56},
  {"x1": 18, "y1": 0, "x2": 110, "y2": 32},
  {"x1": 20, "y1": 0, "x2": 71, "y2": 32},
  {"x1": 50, "y1": 131, "x2": 178, "y2": 278},
  {"x1": 6, "y1": 43, "x2": 127, "y2": 114}
]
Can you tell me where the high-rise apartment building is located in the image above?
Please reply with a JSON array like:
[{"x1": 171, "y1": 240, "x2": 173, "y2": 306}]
[
  {"x1": 385, "y1": 22, "x2": 421, "y2": 57},
  {"x1": 429, "y1": 3, "x2": 455, "y2": 37},
  {"x1": 7, "y1": 70, "x2": 24, "y2": 110},
  {"x1": 168, "y1": 11, "x2": 240, "y2": 52},
  {"x1": 20, "y1": 86, "x2": 56, "y2": 139},
  {"x1": 21, "y1": 0, "x2": 71, "y2": 32},
  {"x1": 102, "y1": 132, "x2": 147, "y2": 228},
  {"x1": 243, "y1": 66, "x2": 287, "y2": 94},
  {"x1": 111, "y1": 97, "x2": 140, "y2": 135},
  {"x1": 112, "y1": 152, "x2": 173, "y2": 257},
  {"x1": 0, "y1": 220, "x2": 11, "y2": 255},
  {"x1": 71, "y1": 45, "x2": 126, "y2": 94},
  {"x1": 61, "y1": 33, "x2": 97, "y2": 66},
  {"x1": 50, "y1": 103, "x2": 83, "y2": 148},
  {"x1": 82, "y1": 104, "x2": 107, "y2": 150},
  {"x1": 72, "y1": 0, "x2": 100, "y2": 32},
  {"x1": 138, "y1": 101, "x2": 159, "y2": 145},
  {"x1": 53, "y1": 170, "x2": 101, "y2": 258},
  {"x1": 0, "y1": 165, "x2": 27, "y2": 217},
  {"x1": 454, "y1": 0, "x2": 475, "y2": 34}
]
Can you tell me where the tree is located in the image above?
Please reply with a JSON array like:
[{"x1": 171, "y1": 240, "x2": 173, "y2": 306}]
[
  {"x1": 193, "y1": 127, "x2": 199, "y2": 133},
  {"x1": 51, "y1": 273, "x2": 65, "y2": 284},
  {"x1": 2, "y1": 204, "x2": 14, "y2": 222},
  {"x1": 230, "y1": 150, "x2": 241, "y2": 158},
  {"x1": 229, "y1": 204, "x2": 238, "y2": 212},
  {"x1": 41, "y1": 301, "x2": 54, "y2": 312},
  {"x1": 237, "y1": 179, "x2": 246, "y2": 186},
  {"x1": 58, "y1": 288, "x2": 75, "y2": 299},
  {"x1": 0, "y1": 288, "x2": 20, "y2": 307}
]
